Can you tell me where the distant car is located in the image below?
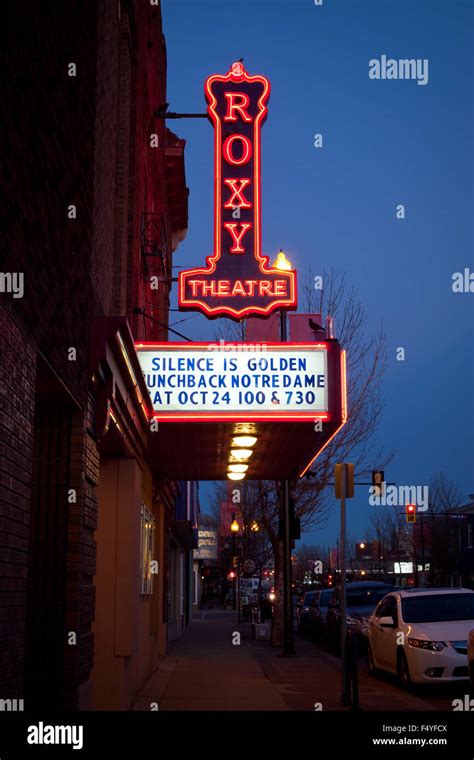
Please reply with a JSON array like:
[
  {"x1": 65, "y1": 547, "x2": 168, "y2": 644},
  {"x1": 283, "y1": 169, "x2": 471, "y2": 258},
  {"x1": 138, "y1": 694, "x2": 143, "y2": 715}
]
[
  {"x1": 367, "y1": 588, "x2": 474, "y2": 688},
  {"x1": 297, "y1": 591, "x2": 318, "y2": 629},
  {"x1": 327, "y1": 581, "x2": 396, "y2": 653},
  {"x1": 299, "y1": 588, "x2": 334, "y2": 639},
  {"x1": 469, "y1": 628, "x2": 474, "y2": 692}
]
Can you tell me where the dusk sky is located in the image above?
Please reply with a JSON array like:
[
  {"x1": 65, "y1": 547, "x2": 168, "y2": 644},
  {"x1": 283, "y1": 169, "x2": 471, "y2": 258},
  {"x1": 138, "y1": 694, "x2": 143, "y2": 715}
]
[{"x1": 163, "y1": 0, "x2": 474, "y2": 549}]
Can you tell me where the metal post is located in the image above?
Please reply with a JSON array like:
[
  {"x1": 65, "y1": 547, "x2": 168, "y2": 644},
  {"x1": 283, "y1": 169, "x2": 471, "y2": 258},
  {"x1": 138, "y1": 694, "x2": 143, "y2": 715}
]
[
  {"x1": 281, "y1": 480, "x2": 295, "y2": 654},
  {"x1": 280, "y1": 309, "x2": 294, "y2": 655},
  {"x1": 420, "y1": 514, "x2": 425, "y2": 587},
  {"x1": 232, "y1": 534, "x2": 236, "y2": 610},
  {"x1": 340, "y1": 465, "x2": 348, "y2": 704}
]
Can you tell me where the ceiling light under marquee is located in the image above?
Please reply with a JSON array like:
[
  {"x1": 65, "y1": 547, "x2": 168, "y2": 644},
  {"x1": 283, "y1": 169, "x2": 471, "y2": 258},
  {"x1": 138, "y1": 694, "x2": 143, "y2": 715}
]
[
  {"x1": 232, "y1": 436, "x2": 257, "y2": 447},
  {"x1": 228, "y1": 464, "x2": 248, "y2": 473},
  {"x1": 230, "y1": 448, "x2": 253, "y2": 461}
]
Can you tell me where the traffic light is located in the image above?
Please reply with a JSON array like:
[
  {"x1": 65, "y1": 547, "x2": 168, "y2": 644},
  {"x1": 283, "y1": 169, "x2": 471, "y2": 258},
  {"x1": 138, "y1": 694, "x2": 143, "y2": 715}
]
[
  {"x1": 372, "y1": 470, "x2": 385, "y2": 497},
  {"x1": 227, "y1": 570, "x2": 236, "y2": 580},
  {"x1": 406, "y1": 504, "x2": 416, "y2": 523},
  {"x1": 335, "y1": 463, "x2": 354, "y2": 499}
]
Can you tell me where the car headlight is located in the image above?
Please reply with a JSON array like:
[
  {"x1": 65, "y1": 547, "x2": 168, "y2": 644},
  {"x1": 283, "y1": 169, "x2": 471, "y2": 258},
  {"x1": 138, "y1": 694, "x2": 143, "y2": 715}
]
[{"x1": 407, "y1": 638, "x2": 446, "y2": 652}]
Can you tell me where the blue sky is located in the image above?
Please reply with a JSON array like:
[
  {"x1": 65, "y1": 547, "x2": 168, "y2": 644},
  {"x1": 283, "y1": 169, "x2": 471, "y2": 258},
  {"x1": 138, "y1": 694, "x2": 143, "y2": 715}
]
[{"x1": 162, "y1": 0, "x2": 474, "y2": 549}]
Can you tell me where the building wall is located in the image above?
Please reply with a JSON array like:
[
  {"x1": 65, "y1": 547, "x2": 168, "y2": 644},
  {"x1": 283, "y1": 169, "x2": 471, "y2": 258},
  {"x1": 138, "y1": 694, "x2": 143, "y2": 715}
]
[
  {"x1": 2, "y1": 0, "x2": 187, "y2": 709},
  {"x1": 3, "y1": 0, "x2": 99, "y2": 704}
]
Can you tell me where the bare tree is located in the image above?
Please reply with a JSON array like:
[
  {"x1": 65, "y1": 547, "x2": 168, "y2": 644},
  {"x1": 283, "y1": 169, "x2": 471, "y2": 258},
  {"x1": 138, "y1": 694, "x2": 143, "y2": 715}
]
[
  {"x1": 212, "y1": 268, "x2": 392, "y2": 643},
  {"x1": 425, "y1": 472, "x2": 463, "y2": 586}
]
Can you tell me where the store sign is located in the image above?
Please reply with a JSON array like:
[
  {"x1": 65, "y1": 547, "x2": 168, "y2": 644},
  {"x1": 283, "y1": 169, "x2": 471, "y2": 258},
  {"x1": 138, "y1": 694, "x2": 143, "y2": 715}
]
[
  {"x1": 136, "y1": 341, "x2": 343, "y2": 422},
  {"x1": 194, "y1": 528, "x2": 218, "y2": 560},
  {"x1": 179, "y1": 61, "x2": 297, "y2": 320}
]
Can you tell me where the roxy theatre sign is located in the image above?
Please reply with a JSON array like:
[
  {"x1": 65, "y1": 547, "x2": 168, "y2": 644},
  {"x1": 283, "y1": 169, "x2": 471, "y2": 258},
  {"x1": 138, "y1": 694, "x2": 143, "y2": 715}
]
[{"x1": 179, "y1": 61, "x2": 297, "y2": 320}]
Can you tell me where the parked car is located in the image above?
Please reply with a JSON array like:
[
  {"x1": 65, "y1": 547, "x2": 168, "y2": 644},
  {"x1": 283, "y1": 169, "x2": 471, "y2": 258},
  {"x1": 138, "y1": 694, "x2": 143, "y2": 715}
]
[
  {"x1": 299, "y1": 588, "x2": 334, "y2": 639},
  {"x1": 367, "y1": 588, "x2": 474, "y2": 688},
  {"x1": 327, "y1": 581, "x2": 396, "y2": 653},
  {"x1": 468, "y1": 628, "x2": 474, "y2": 692},
  {"x1": 297, "y1": 591, "x2": 318, "y2": 629}
]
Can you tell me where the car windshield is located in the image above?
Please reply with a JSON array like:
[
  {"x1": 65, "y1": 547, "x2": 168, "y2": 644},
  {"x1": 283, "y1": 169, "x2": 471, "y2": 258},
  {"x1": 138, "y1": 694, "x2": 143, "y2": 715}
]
[
  {"x1": 346, "y1": 586, "x2": 395, "y2": 607},
  {"x1": 401, "y1": 593, "x2": 474, "y2": 623},
  {"x1": 319, "y1": 590, "x2": 333, "y2": 607},
  {"x1": 303, "y1": 593, "x2": 316, "y2": 605}
]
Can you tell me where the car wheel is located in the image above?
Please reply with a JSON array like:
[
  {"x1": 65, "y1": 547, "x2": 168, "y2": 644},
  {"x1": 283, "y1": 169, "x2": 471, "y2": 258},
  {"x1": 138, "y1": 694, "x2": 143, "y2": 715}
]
[
  {"x1": 397, "y1": 650, "x2": 411, "y2": 690},
  {"x1": 367, "y1": 642, "x2": 377, "y2": 676}
]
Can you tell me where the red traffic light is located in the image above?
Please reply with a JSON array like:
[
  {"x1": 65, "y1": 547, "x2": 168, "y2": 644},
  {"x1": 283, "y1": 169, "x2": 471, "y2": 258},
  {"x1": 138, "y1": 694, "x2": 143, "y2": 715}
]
[
  {"x1": 227, "y1": 570, "x2": 236, "y2": 580},
  {"x1": 406, "y1": 504, "x2": 416, "y2": 523}
]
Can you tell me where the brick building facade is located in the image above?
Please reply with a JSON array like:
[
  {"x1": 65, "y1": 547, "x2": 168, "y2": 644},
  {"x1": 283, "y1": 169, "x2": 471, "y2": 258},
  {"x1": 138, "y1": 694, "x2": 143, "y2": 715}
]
[{"x1": 2, "y1": 0, "x2": 189, "y2": 709}]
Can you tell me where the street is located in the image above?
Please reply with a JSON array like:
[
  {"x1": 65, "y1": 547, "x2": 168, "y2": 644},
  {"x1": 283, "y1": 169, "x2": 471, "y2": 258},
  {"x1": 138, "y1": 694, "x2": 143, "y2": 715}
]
[{"x1": 133, "y1": 609, "x2": 469, "y2": 712}]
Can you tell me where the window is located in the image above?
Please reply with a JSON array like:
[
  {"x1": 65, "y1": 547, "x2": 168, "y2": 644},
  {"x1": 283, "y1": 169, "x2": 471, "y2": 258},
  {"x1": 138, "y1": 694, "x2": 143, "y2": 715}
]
[
  {"x1": 401, "y1": 593, "x2": 474, "y2": 623},
  {"x1": 467, "y1": 522, "x2": 473, "y2": 549},
  {"x1": 375, "y1": 597, "x2": 392, "y2": 618},
  {"x1": 140, "y1": 504, "x2": 155, "y2": 596},
  {"x1": 346, "y1": 586, "x2": 395, "y2": 607}
]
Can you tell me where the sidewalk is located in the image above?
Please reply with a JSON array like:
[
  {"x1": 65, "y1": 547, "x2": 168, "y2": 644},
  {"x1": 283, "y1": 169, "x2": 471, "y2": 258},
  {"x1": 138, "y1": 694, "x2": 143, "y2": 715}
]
[{"x1": 133, "y1": 610, "x2": 438, "y2": 711}]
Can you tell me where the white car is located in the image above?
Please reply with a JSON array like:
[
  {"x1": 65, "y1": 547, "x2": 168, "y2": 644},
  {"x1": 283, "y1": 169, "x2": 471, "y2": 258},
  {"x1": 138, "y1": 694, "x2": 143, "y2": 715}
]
[
  {"x1": 468, "y1": 628, "x2": 474, "y2": 690},
  {"x1": 367, "y1": 588, "x2": 474, "y2": 687}
]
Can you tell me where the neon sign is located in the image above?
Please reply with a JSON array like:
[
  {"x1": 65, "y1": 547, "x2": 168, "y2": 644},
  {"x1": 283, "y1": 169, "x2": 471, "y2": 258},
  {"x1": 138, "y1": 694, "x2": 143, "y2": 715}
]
[{"x1": 179, "y1": 62, "x2": 297, "y2": 320}]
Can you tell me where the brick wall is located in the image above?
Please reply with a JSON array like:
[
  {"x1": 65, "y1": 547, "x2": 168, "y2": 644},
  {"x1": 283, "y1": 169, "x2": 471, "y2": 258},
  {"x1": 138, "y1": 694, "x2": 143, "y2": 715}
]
[
  {"x1": 3, "y1": 0, "x2": 101, "y2": 704},
  {"x1": 0, "y1": 306, "x2": 35, "y2": 696},
  {"x1": 2, "y1": 0, "x2": 180, "y2": 706}
]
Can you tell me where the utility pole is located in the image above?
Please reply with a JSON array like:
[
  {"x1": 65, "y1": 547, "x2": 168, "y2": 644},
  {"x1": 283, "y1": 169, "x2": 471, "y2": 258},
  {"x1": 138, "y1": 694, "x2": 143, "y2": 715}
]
[
  {"x1": 335, "y1": 462, "x2": 354, "y2": 705},
  {"x1": 339, "y1": 465, "x2": 348, "y2": 704},
  {"x1": 280, "y1": 309, "x2": 295, "y2": 655},
  {"x1": 420, "y1": 514, "x2": 425, "y2": 587}
]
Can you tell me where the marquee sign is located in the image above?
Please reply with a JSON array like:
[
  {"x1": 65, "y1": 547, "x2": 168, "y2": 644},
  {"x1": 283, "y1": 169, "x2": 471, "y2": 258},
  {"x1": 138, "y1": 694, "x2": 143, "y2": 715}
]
[
  {"x1": 136, "y1": 341, "x2": 345, "y2": 423},
  {"x1": 179, "y1": 61, "x2": 297, "y2": 320}
]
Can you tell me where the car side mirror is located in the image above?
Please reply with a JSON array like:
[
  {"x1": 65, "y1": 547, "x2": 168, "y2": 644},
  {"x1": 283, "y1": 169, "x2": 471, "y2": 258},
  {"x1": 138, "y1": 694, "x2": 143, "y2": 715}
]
[{"x1": 379, "y1": 615, "x2": 395, "y2": 627}]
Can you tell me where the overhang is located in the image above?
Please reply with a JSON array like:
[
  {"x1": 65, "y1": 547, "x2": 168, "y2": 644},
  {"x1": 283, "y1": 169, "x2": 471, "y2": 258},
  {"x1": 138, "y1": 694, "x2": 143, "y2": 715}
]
[
  {"x1": 148, "y1": 417, "x2": 346, "y2": 481},
  {"x1": 140, "y1": 341, "x2": 347, "y2": 481}
]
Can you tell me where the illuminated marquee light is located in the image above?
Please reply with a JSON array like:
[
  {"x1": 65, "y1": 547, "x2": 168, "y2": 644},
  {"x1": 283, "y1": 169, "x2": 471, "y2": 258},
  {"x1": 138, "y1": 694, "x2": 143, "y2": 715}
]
[
  {"x1": 179, "y1": 61, "x2": 297, "y2": 319},
  {"x1": 135, "y1": 341, "x2": 335, "y2": 423}
]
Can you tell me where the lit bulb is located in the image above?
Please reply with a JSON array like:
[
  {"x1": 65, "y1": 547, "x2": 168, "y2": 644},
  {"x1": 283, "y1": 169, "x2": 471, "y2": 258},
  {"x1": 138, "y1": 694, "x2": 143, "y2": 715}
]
[
  {"x1": 228, "y1": 464, "x2": 248, "y2": 473},
  {"x1": 227, "y1": 472, "x2": 245, "y2": 481},
  {"x1": 232, "y1": 435, "x2": 257, "y2": 447},
  {"x1": 230, "y1": 448, "x2": 253, "y2": 461},
  {"x1": 272, "y1": 249, "x2": 292, "y2": 271}
]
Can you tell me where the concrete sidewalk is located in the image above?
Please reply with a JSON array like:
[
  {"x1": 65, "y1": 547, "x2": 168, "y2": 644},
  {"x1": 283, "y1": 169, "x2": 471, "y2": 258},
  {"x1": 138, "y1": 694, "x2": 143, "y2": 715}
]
[
  {"x1": 133, "y1": 609, "x2": 438, "y2": 712},
  {"x1": 133, "y1": 609, "x2": 287, "y2": 711}
]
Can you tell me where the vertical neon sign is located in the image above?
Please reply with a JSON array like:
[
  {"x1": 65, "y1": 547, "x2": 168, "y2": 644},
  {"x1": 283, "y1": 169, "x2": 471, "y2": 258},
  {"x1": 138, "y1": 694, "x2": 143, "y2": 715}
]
[{"x1": 179, "y1": 61, "x2": 297, "y2": 320}]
